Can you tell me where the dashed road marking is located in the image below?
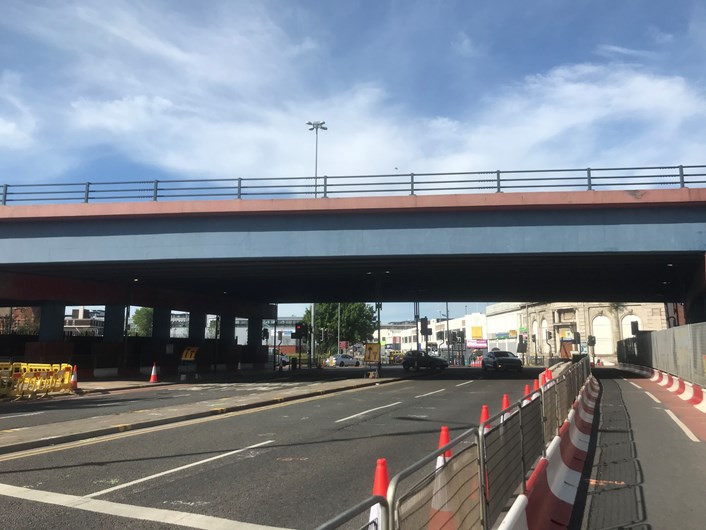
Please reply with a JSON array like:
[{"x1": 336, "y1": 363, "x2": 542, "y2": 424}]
[
  {"x1": 664, "y1": 409, "x2": 700, "y2": 442},
  {"x1": 85, "y1": 440, "x2": 275, "y2": 498},
  {"x1": 415, "y1": 389, "x2": 445, "y2": 398},
  {"x1": 335, "y1": 402, "x2": 403, "y2": 423},
  {"x1": 644, "y1": 392, "x2": 661, "y2": 403}
]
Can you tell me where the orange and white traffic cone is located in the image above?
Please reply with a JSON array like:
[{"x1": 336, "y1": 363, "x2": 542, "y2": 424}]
[
  {"x1": 369, "y1": 458, "x2": 389, "y2": 527},
  {"x1": 430, "y1": 426, "x2": 458, "y2": 530},
  {"x1": 522, "y1": 384, "x2": 532, "y2": 406},
  {"x1": 149, "y1": 362, "x2": 158, "y2": 383},
  {"x1": 70, "y1": 365, "x2": 78, "y2": 392},
  {"x1": 532, "y1": 379, "x2": 540, "y2": 399},
  {"x1": 480, "y1": 404, "x2": 491, "y2": 434},
  {"x1": 540, "y1": 372, "x2": 547, "y2": 387},
  {"x1": 546, "y1": 367, "x2": 553, "y2": 381},
  {"x1": 436, "y1": 425, "x2": 452, "y2": 467},
  {"x1": 501, "y1": 393, "x2": 512, "y2": 423}
]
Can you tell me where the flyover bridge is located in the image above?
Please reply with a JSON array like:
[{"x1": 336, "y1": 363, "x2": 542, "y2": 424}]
[{"x1": 1, "y1": 164, "x2": 705, "y2": 366}]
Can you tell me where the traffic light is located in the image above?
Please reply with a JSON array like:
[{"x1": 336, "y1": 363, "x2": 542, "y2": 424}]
[
  {"x1": 573, "y1": 332, "x2": 581, "y2": 345},
  {"x1": 420, "y1": 317, "x2": 431, "y2": 336},
  {"x1": 292, "y1": 321, "x2": 307, "y2": 339},
  {"x1": 531, "y1": 334, "x2": 536, "y2": 343},
  {"x1": 546, "y1": 330, "x2": 553, "y2": 341},
  {"x1": 587, "y1": 335, "x2": 596, "y2": 346},
  {"x1": 261, "y1": 328, "x2": 269, "y2": 341},
  {"x1": 631, "y1": 320, "x2": 639, "y2": 335}
]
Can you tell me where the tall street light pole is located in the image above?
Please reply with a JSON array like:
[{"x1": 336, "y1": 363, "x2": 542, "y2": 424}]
[{"x1": 306, "y1": 120, "x2": 327, "y2": 365}]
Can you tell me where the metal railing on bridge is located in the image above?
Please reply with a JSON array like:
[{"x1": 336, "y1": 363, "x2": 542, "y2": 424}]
[
  {"x1": 315, "y1": 358, "x2": 591, "y2": 530},
  {"x1": 2, "y1": 164, "x2": 705, "y2": 205}
]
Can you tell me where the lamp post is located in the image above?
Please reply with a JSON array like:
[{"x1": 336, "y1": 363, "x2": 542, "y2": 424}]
[
  {"x1": 306, "y1": 120, "x2": 327, "y2": 198},
  {"x1": 306, "y1": 120, "x2": 327, "y2": 365}
]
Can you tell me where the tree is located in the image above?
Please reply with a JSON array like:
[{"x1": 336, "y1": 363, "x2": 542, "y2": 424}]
[
  {"x1": 302, "y1": 302, "x2": 376, "y2": 355},
  {"x1": 132, "y1": 307, "x2": 153, "y2": 336}
]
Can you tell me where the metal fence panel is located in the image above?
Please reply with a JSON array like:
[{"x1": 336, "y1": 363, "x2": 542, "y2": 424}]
[
  {"x1": 520, "y1": 398, "x2": 544, "y2": 471},
  {"x1": 483, "y1": 412, "x2": 523, "y2": 527},
  {"x1": 396, "y1": 443, "x2": 481, "y2": 530},
  {"x1": 542, "y1": 383, "x2": 560, "y2": 443},
  {"x1": 622, "y1": 322, "x2": 706, "y2": 387}
]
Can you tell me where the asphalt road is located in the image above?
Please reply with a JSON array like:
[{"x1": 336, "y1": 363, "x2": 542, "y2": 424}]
[{"x1": 0, "y1": 368, "x2": 537, "y2": 529}]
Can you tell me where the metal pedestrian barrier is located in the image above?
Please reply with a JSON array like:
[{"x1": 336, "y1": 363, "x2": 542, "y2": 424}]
[
  {"x1": 0, "y1": 362, "x2": 73, "y2": 400},
  {"x1": 319, "y1": 357, "x2": 591, "y2": 530}
]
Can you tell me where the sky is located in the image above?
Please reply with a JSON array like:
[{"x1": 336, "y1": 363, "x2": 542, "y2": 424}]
[{"x1": 3, "y1": 1, "x2": 705, "y2": 322}]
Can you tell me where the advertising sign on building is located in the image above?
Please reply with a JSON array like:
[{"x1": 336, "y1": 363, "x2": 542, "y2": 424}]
[{"x1": 468, "y1": 339, "x2": 488, "y2": 348}]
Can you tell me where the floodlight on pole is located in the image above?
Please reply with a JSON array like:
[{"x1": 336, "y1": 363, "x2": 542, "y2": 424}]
[
  {"x1": 306, "y1": 120, "x2": 327, "y2": 365},
  {"x1": 306, "y1": 121, "x2": 327, "y2": 199}
]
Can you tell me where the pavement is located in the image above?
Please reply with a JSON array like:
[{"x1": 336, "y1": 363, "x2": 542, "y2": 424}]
[{"x1": 575, "y1": 367, "x2": 706, "y2": 530}]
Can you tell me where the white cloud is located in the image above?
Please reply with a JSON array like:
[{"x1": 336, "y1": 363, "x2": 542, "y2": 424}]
[
  {"x1": 0, "y1": 1, "x2": 705, "y2": 185},
  {"x1": 452, "y1": 31, "x2": 482, "y2": 59},
  {"x1": 594, "y1": 44, "x2": 659, "y2": 60},
  {"x1": 0, "y1": 71, "x2": 36, "y2": 150}
]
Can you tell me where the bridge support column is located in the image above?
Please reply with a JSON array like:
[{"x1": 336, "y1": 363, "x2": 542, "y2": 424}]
[
  {"x1": 246, "y1": 317, "x2": 265, "y2": 366},
  {"x1": 188, "y1": 311, "x2": 207, "y2": 343},
  {"x1": 685, "y1": 254, "x2": 706, "y2": 324},
  {"x1": 104, "y1": 304, "x2": 126, "y2": 342},
  {"x1": 218, "y1": 314, "x2": 236, "y2": 369},
  {"x1": 38, "y1": 302, "x2": 65, "y2": 342},
  {"x1": 152, "y1": 307, "x2": 171, "y2": 342}
]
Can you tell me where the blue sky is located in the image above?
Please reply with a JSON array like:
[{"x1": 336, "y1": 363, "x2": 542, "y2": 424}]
[{"x1": 3, "y1": 1, "x2": 705, "y2": 321}]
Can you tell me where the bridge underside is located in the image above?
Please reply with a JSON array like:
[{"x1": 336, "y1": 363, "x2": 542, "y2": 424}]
[
  {"x1": 0, "y1": 251, "x2": 701, "y2": 307},
  {"x1": 1, "y1": 189, "x2": 705, "y2": 318}
]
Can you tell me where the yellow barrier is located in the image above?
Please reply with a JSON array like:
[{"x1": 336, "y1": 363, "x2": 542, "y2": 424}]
[{"x1": 0, "y1": 362, "x2": 74, "y2": 399}]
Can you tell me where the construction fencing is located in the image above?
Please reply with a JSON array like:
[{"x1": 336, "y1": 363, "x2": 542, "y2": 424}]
[
  {"x1": 316, "y1": 358, "x2": 591, "y2": 530},
  {"x1": 0, "y1": 362, "x2": 74, "y2": 400},
  {"x1": 617, "y1": 321, "x2": 706, "y2": 387}
]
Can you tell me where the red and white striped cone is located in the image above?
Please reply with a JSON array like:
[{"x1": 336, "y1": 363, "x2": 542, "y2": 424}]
[
  {"x1": 70, "y1": 365, "x2": 78, "y2": 392},
  {"x1": 369, "y1": 458, "x2": 389, "y2": 527},
  {"x1": 546, "y1": 367, "x2": 553, "y2": 380},
  {"x1": 149, "y1": 362, "x2": 158, "y2": 383},
  {"x1": 540, "y1": 372, "x2": 547, "y2": 387}
]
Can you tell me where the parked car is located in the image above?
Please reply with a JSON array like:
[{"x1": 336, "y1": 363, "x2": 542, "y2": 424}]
[
  {"x1": 402, "y1": 350, "x2": 449, "y2": 371},
  {"x1": 333, "y1": 354, "x2": 360, "y2": 367},
  {"x1": 482, "y1": 350, "x2": 523, "y2": 372},
  {"x1": 268, "y1": 352, "x2": 290, "y2": 366}
]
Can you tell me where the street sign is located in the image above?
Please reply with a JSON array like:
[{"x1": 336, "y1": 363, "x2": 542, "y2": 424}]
[
  {"x1": 181, "y1": 346, "x2": 198, "y2": 361},
  {"x1": 364, "y1": 343, "x2": 380, "y2": 363}
]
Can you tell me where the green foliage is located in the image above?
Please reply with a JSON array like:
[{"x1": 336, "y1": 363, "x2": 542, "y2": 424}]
[
  {"x1": 132, "y1": 307, "x2": 154, "y2": 336},
  {"x1": 301, "y1": 302, "x2": 377, "y2": 355}
]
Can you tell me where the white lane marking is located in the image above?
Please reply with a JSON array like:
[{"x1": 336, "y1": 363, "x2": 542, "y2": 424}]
[
  {"x1": 0, "y1": 482, "x2": 281, "y2": 530},
  {"x1": 644, "y1": 392, "x2": 661, "y2": 403},
  {"x1": 664, "y1": 410, "x2": 700, "y2": 442},
  {"x1": 625, "y1": 380, "x2": 642, "y2": 389},
  {"x1": 415, "y1": 389, "x2": 445, "y2": 398},
  {"x1": 335, "y1": 402, "x2": 403, "y2": 423},
  {"x1": 456, "y1": 381, "x2": 474, "y2": 387},
  {"x1": 85, "y1": 440, "x2": 274, "y2": 498},
  {"x1": 0, "y1": 412, "x2": 45, "y2": 420}
]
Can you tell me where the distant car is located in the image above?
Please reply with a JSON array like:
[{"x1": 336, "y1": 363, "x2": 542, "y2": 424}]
[
  {"x1": 333, "y1": 354, "x2": 360, "y2": 367},
  {"x1": 402, "y1": 350, "x2": 449, "y2": 371},
  {"x1": 269, "y1": 353, "x2": 290, "y2": 366},
  {"x1": 482, "y1": 350, "x2": 523, "y2": 372}
]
